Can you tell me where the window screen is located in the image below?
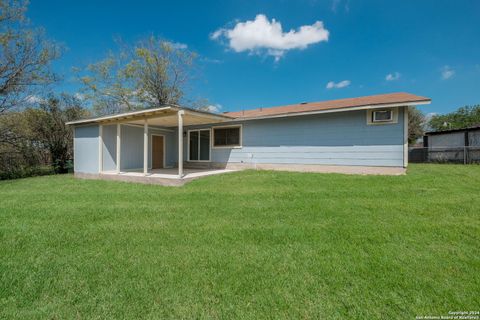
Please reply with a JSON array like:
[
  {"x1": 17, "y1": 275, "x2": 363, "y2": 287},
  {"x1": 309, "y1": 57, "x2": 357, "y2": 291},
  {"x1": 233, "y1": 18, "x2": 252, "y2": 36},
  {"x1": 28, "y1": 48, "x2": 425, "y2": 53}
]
[
  {"x1": 372, "y1": 110, "x2": 393, "y2": 122},
  {"x1": 189, "y1": 130, "x2": 210, "y2": 161},
  {"x1": 213, "y1": 127, "x2": 241, "y2": 147}
]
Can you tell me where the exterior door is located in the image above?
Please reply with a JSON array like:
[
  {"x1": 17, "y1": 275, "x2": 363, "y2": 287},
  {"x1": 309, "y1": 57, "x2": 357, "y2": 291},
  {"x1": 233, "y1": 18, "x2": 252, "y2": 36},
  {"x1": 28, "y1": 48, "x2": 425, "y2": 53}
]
[{"x1": 152, "y1": 135, "x2": 164, "y2": 169}]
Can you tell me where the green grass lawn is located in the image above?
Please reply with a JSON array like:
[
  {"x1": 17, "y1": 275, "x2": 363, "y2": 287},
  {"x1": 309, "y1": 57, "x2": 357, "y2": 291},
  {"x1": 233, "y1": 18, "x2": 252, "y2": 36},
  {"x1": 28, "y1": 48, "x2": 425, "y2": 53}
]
[{"x1": 1, "y1": 164, "x2": 479, "y2": 319}]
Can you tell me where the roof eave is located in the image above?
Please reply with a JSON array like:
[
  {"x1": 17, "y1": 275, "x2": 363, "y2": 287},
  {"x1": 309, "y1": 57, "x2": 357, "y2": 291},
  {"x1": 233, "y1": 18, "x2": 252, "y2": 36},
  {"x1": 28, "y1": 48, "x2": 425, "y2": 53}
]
[{"x1": 230, "y1": 99, "x2": 431, "y2": 121}]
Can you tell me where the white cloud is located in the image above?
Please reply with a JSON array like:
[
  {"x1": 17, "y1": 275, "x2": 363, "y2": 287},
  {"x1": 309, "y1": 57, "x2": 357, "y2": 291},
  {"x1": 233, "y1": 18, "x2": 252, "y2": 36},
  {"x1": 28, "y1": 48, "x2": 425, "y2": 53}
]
[
  {"x1": 331, "y1": 0, "x2": 341, "y2": 12},
  {"x1": 210, "y1": 14, "x2": 329, "y2": 61},
  {"x1": 331, "y1": 0, "x2": 350, "y2": 13},
  {"x1": 168, "y1": 41, "x2": 188, "y2": 50},
  {"x1": 425, "y1": 112, "x2": 437, "y2": 121},
  {"x1": 202, "y1": 104, "x2": 222, "y2": 113},
  {"x1": 201, "y1": 57, "x2": 223, "y2": 64},
  {"x1": 386, "y1": 72, "x2": 401, "y2": 81},
  {"x1": 441, "y1": 65, "x2": 455, "y2": 80},
  {"x1": 326, "y1": 80, "x2": 350, "y2": 89},
  {"x1": 25, "y1": 95, "x2": 43, "y2": 104},
  {"x1": 74, "y1": 93, "x2": 85, "y2": 101},
  {"x1": 210, "y1": 29, "x2": 223, "y2": 41}
]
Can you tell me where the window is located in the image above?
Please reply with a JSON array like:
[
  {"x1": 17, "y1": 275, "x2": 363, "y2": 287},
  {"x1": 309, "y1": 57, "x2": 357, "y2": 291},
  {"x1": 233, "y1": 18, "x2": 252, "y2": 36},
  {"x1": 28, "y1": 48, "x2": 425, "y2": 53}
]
[
  {"x1": 213, "y1": 126, "x2": 242, "y2": 148},
  {"x1": 188, "y1": 129, "x2": 210, "y2": 161},
  {"x1": 367, "y1": 108, "x2": 398, "y2": 125},
  {"x1": 372, "y1": 110, "x2": 393, "y2": 122}
]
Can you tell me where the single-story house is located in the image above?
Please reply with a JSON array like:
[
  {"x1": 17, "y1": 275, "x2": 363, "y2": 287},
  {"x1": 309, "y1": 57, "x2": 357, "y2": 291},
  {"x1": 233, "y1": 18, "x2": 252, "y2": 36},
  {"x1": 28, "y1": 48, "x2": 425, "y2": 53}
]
[{"x1": 67, "y1": 92, "x2": 431, "y2": 185}]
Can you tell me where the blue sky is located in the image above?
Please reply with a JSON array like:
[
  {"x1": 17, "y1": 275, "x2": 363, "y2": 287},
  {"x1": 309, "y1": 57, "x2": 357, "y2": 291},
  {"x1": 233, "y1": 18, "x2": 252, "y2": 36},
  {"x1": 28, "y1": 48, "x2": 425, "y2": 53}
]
[{"x1": 28, "y1": 0, "x2": 480, "y2": 115}]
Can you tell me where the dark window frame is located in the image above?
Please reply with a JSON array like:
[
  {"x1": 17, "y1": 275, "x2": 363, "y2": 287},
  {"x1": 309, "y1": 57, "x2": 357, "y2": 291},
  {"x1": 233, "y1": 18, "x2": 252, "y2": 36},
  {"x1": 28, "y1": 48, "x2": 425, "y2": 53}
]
[
  {"x1": 187, "y1": 129, "x2": 211, "y2": 162},
  {"x1": 372, "y1": 110, "x2": 393, "y2": 123},
  {"x1": 212, "y1": 125, "x2": 242, "y2": 148}
]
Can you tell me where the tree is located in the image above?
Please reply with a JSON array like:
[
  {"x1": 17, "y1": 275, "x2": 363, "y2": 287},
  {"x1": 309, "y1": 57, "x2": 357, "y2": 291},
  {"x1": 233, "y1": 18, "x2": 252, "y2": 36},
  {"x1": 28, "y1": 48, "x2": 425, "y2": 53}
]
[
  {"x1": 26, "y1": 94, "x2": 89, "y2": 173},
  {"x1": 0, "y1": 107, "x2": 42, "y2": 177},
  {"x1": 428, "y1": 105, "x2": 480, "y2": 131},
  {"x1": 0, "y1": 93, "x2": 89, "y2": 178},
  {"x1": 0, "y1": 0, "x2": 60, "y2": 178},
  {"x1": 408, "y1": 106, "x2": 425, "y2": 144},
  {"x1": 77, "y1": 36, "x2": 197, "y2": 116},
  {"x1": 0, "y1": 0, "x2": 60, "y2": 114}
]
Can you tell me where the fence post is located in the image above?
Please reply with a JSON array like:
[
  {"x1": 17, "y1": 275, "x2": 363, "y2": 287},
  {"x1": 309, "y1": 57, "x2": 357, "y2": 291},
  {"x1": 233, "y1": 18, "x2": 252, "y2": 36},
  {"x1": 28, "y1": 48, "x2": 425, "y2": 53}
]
[{"x1": 464, "y1": 131, "x2": 469, "y2": 165}]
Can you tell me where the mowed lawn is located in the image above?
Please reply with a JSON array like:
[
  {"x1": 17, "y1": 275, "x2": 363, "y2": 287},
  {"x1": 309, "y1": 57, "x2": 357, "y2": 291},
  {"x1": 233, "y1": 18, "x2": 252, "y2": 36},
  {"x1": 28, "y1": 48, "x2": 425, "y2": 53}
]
[{"x1": 0, "y1": 165, "x2": 479, "y2": 319}]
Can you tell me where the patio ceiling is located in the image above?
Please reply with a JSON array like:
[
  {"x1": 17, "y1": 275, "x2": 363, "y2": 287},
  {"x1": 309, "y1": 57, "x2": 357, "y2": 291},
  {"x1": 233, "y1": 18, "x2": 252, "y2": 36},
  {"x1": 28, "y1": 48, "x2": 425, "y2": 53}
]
[
  {"x1": 66, "y1": 106, "x2": 233, "y2": 127},
  {"x1": 126, "y1": 111, "x2": 228, "y2": 127},
  {"x1": 66, "y1": 105, "x2": 234, "y2": 179}
]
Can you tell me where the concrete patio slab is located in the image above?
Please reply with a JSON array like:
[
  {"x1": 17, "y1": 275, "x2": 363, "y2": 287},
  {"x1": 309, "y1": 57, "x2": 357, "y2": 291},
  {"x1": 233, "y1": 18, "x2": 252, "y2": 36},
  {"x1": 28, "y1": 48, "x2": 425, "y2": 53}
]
[{"x1": 75, "y1": 168, "x2": 237, "y2": 186}]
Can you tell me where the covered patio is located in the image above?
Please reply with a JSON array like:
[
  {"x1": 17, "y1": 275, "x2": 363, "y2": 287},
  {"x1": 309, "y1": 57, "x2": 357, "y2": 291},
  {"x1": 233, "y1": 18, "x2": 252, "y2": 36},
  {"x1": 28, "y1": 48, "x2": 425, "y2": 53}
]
[{"x1": 68, "y1": 105, "x2": 234, "y2": 184}]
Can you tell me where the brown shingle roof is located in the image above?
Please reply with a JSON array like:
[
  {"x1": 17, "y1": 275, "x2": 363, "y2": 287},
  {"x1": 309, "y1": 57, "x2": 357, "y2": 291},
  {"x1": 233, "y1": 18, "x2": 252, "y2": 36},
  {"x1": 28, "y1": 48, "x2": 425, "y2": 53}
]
[{"x1": 224, "y1": 92, "x2": 430, "y2": 119}]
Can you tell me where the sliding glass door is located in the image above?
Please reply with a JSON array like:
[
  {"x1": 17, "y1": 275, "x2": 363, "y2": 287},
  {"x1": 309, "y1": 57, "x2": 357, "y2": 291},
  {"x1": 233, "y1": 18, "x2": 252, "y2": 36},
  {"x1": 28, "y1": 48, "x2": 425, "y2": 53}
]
[{"x1": 188, "y1": 129, "x2": 210, "y2": 161}]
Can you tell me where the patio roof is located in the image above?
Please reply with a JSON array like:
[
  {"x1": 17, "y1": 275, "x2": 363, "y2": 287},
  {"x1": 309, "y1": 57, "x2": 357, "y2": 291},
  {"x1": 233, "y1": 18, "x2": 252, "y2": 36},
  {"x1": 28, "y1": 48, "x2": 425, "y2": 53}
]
[
  {"x1": 66, "y1": 105, "x2": 233, "y2": 127},
  {"x1": 67, "y1": 105, "x2": 235, "y2": 179}
]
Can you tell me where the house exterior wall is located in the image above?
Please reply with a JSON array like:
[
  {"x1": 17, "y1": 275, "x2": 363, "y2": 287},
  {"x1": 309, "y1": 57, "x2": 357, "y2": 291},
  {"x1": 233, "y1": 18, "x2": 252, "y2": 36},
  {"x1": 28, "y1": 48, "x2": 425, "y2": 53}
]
[
  {"x1": 120, "y1": 125, "x2": 144, "y2": 170},
  {"x1": 73, "y1": 107, "x2": 407, "y2": 173},
  {"x1": 74, "y1": 125, "x2": 99, "y2": 174},
  {"x1": 100, "y1": 124, "x2": 177, "y2": 171},
  {"x1": 102, "y1": 124, "x2": 117, "y2": 171},
  {"x1": 183, "y1": 107, "x2": 406, "y2": 167},
  {"x1": 74, "y1": 124, "x2": 178, "y2": 174},
  {"x1": 148, "y1": 128, "x2": 178, "y2": 168}
]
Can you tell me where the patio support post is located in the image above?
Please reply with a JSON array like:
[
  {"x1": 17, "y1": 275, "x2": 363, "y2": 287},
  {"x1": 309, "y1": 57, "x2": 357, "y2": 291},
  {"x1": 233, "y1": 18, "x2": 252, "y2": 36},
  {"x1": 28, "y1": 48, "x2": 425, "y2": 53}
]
[
  {"x1": 143, "y1": 119, "x2": 148, "y2": 175},
  {"x1": 116, "y1": 123, "x2": 121, "y2": 173},
  {"x1": 403, "y1": 107, "x2": 408, "y2": 168},
  {"x1": 98, "y1": 125, "x2": 103, "y2": 173},
  {"x1": 178, "y1": 110, "x2": 185, "y2": 178}
]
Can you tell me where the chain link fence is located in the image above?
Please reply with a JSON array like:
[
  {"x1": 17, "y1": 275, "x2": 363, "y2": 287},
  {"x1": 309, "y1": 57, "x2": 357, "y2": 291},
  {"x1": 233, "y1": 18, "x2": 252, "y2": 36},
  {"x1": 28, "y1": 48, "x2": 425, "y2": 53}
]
[{"x1": 409, "y1": 146, "x2": 480, "y2": 164}]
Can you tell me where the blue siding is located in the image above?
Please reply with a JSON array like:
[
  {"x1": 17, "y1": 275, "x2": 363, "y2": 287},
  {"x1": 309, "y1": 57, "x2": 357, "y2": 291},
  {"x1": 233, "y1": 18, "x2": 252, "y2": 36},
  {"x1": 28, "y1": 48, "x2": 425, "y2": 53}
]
[
  {"x1": 102, "y1": 124, "x2": 116, "y2": 171},
  {"x1": 184, "y1": 108, "x2": 406, "y2": 167},
  {"x1": 74, "y1": 125, "x2": 99, "y2": 173},
  {"x1": 120, "y1": 125, "x2": 143, "y2": 170},
  {"x1": 74, "y1": 108, "x2": 407, "y2": 172},
  {"x1": 100, "y1": 124, "x2": 177, "y2": 171}
]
